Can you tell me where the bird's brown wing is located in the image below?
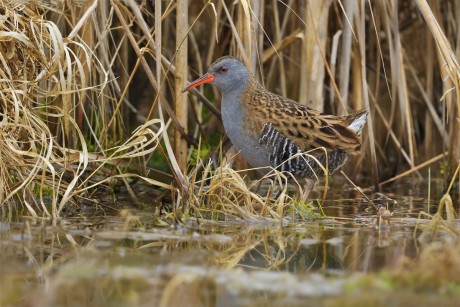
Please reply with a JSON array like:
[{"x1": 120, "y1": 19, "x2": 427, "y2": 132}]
[{"x1": 247, "y1": 89, "x2": 362, "y2": 154}]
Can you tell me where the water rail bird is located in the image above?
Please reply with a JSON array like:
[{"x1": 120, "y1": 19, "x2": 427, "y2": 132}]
[{"x1": 183, "y1": 56, "x2": 368, "y2": 200}]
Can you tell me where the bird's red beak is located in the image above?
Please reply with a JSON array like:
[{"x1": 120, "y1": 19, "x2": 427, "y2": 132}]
[{"x1": 182, "y1": 73, "x2": 215, "y2": 93}]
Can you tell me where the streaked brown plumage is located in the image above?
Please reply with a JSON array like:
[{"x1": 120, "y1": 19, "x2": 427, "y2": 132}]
[{"x1": 242, "y1": 76, "x2": 365, "y2": 153}]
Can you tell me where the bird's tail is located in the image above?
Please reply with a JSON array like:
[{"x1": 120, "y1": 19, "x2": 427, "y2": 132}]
[{"x1": 346, "y1": 110, "x2": 368, "y2": 135}]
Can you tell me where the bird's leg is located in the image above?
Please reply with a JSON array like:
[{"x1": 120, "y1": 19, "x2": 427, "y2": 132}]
[{"x1": 295, "y1": 178, "x2": 316, "y2": 202}]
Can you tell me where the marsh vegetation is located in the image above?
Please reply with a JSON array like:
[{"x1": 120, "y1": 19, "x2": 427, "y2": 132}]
[{"x1": 0, "y1": 0, "x2": 459, "y2": 306}]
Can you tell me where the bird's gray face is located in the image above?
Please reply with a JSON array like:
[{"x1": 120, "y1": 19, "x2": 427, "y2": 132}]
[
  {"x1": 207, "y1": 58, "x2": 249, "y2": 93},
  {"x1": 182, "y1": 57, "x2": 249, "y2": 95}
]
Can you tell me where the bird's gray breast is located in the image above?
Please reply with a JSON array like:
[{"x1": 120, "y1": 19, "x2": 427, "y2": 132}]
[{"x1": 221, "y1": 95, "x2": 271, "y2": 171}]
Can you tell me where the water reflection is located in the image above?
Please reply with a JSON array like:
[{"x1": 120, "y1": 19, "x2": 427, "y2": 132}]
[{"x1": 0, "y1": 179, "x2": 458, "y2": 306}]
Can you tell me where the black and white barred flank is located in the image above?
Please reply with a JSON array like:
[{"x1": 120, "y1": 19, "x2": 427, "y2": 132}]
[{"x1": 259, "y1": 123, "x2": 349, "y2": 179}]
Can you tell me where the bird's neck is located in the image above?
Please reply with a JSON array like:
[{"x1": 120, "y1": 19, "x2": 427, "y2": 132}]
[
  {"x1": 220, "y1": 86, "x2": 246, "y2": 124},
  {"x1": 220, "y1": 76, "x2": 254, "y2": 143}
]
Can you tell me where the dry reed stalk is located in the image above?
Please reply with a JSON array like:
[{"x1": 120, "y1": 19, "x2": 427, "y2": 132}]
[
  {"x1": 396, "y1": 17, "x2": 416, "y2": 169},
  {"x1": 221, "y1": 1, "x2": 249, "y2": 66},
  {"x1": 337, "y1": 0, "x2": 355, "y2": 112},
  {"x1": 308, "y1": 4, "x2": 347, "y2": 115},
  {"x1": 329, "y1": 29, "x2": 342, "y2": 111},
  {"x1": 174, "y1": 0, "x2": 189, "y2": 172},
  {"x1": 238, "y1": 0, "x2": 253, "y2": 68},
  {"x1": 73, "y1": 0, "x2": 95, "y2": 140},
  {"x1": 299, "y1": 0, "x2": 332, "y2": 111},
  {"x1": 253, "y1": 0, "x2": 265, "y2": 77},
  {"x1": 356, "y1": 1, "x2": 379, "y2": 190}
]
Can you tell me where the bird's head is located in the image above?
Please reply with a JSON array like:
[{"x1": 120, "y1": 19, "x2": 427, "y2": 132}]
[{"x1": 182, "y1": 56, "x2": 249, "y2": 94}]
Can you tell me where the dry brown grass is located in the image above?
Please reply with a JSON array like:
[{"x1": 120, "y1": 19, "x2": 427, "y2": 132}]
[
  {"x1": 0, "y1": 1, "x2": 172, "y2": 217},
  {"x1": 0, "y1": 1, "x2": 459, "y2": 217}
]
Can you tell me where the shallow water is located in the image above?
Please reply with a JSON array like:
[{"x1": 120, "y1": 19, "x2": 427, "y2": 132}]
[{"x1": 0, "y1": 178, "x2": 459, "y2": 306}]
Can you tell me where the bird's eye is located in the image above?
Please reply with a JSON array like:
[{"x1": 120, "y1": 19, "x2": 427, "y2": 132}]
[{"x1": 220, "y1": 67, "x2": 228, "y2": 73}]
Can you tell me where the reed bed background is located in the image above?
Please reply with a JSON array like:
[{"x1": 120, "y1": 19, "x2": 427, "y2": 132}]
[{"x1": 0, "y1": 0, "x2": 459, "y2": 217}]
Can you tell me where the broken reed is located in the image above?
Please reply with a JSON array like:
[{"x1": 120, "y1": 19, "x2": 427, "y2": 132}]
[{"x1": 0, "y1": 0, "x2": 459, "y2": 216}]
